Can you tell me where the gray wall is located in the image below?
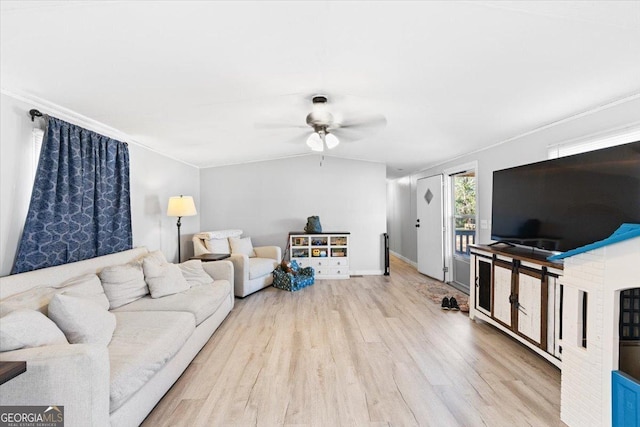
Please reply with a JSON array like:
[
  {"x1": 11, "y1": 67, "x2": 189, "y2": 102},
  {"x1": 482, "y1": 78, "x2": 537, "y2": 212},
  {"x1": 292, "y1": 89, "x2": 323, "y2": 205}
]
[
  {"x1": 0, "y1": 93, "x2": 200, "y2": 275},
  {"x1": 387, "y1": 96, "x2": 640, "y2": 263},
  {"x1": 200, "y1": 155, "x2": 387, "y2": 275}
]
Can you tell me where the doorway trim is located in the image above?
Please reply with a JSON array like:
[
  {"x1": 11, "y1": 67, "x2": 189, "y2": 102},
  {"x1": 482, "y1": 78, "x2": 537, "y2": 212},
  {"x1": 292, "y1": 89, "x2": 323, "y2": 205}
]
[{"x1": 442, "y1": 161, "x2": 478, "y2": 286}]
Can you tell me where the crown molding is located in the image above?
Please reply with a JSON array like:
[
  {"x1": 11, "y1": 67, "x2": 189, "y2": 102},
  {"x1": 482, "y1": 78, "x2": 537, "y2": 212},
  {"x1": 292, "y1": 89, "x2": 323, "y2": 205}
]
[{"x1": 1, "y1": 87, "x2": 199, "y2": 169}]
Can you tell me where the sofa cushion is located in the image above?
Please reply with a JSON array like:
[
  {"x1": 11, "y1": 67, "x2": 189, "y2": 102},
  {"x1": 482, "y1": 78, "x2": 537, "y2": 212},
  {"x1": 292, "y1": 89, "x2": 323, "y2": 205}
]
[
  {"x1": 178, "y1": 260, "x2": 214, "y2": 287},
  {"x1": 0, "y1": 273, "x2": 108, "y2": 316},
  {"x1": 48, "y1": 294, "x2": 116, "y2": 346},
  {"x1": 142, "y1": 252, "x2": 190, "y2": 298},
  {"x1": 108, "y1": 311, "x2": 195, "y2": 411},
  {"x1": 248, "y1": 257, "x2": 277, "y2": 280},
  {"x1": 196, "y1": 229, "x2": 242, "y2": 240},
  {"x1": 0, "y1": 286, "x2": 57, "y2": 317},
  {"x1": 60, "y1": 274, "x2": 110, "y2": 310},
  {"x1": 99, "y1": 262, "x2": 149, "y2": 309},
  {"x1": 230, "y1": 236, "x2": 256, "y2": 258},
  {"x1": 196, "y1": 229, "x2": 242, "y2": 254},
  {"x1": 112, "y1": 280, "x2": 230, "y2": 325},
  {"x1": 0, "y1": 309, "x2": 68, "y2": 352}
]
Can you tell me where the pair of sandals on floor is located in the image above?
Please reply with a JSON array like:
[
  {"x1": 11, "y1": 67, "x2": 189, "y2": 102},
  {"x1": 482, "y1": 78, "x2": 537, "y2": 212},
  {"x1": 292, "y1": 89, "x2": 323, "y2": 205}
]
[{"x1": 441, "y1": 296, "x2": 460, "y2": 311}]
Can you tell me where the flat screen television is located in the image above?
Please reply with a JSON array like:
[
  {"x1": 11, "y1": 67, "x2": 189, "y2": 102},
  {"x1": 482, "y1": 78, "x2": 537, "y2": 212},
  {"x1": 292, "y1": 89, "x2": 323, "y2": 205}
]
[{"x1": 491, "y1": 141, "x2": 640, "y2": 253}]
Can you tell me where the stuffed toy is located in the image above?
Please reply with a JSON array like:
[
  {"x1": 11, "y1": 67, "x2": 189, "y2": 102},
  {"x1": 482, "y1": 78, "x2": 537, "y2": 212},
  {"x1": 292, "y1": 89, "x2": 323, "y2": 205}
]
[{"x1": 279, "y1": 260, "x2": 297, "y2": 275}]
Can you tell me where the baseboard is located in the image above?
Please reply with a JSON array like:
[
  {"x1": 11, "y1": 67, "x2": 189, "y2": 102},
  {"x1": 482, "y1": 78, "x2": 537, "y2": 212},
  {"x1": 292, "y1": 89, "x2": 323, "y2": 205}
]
[
  {"x1": 390, "y1": 251, "x2": 417, "y2": 268},
  {"x1": 350, "y1": 270, "x2": 384, "y2": 276}
]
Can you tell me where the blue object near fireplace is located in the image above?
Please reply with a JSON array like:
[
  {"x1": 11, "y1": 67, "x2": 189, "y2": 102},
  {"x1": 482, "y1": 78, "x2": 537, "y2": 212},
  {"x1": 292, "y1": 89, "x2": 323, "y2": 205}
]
[{"x1": 612, "y1": 370, "x2": 640, "y2": 426}]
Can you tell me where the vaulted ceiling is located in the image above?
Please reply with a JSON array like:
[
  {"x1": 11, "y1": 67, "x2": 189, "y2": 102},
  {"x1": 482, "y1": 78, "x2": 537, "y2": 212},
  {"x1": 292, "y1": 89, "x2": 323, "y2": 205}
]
[{"x1": 2, "y1": 1, "x2": 639, "y2": 178}]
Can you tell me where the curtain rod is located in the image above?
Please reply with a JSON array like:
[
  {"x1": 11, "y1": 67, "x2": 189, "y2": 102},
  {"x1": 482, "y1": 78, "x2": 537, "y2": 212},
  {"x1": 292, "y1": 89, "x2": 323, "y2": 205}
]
[
  {"x1": 27, "y1": 107, "x2": 128, "y2": 146},
  {"x1": 29, "y1": 109, "x2": 43, "y2": 122}
]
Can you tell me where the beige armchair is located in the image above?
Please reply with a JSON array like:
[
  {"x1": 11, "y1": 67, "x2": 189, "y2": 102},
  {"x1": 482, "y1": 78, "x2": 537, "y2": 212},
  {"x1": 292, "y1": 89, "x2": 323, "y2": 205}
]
[{"x1": 193, "y1": 231, "x2": 281, "y2": 298}]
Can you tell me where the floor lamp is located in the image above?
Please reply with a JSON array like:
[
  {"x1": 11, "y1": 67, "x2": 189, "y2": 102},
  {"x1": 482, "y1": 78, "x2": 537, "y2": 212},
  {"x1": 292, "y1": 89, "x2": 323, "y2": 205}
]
[{"x1": 167, "y1": 195, "x2": 197, "y2": 262}]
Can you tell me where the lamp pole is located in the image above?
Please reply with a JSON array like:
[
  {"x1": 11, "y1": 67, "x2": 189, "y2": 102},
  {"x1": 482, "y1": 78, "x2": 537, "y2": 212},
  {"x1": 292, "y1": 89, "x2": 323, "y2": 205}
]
[{"x1": 176, "y1": 216, "x2": 182, "y2": 262}]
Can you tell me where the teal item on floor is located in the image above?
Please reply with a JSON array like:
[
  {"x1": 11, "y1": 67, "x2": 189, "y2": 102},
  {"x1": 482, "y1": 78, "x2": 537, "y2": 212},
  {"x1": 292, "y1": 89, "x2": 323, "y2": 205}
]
[{"x1": 273, "y1": 260, "x2": 315, "y2": 292}]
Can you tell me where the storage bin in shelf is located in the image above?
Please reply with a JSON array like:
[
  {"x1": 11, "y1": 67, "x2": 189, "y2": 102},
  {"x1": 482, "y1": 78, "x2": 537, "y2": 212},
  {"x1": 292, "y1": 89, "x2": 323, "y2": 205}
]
[
  {"x1": 311, "y1": 237, "x2": 328, "y2": 246},
  {"x1": 292, "y1": 248, "x2": 309, "y2": 258},
  {"x1": 311, "y1": 248, "x2": 328, "y2": 257},
  {"x1": 292, "y1": 236, "x2": 309, "y2": 246},
  {"x1": 331, "y1": 236, "x2": 348, "y2": 246},
  {"x1": 331, "y1": 248, "x2": 347, "y2": 257}
]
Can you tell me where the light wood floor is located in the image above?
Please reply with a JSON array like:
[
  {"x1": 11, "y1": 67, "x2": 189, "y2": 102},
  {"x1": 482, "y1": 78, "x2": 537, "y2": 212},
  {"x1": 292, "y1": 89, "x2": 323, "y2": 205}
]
[{"x1": 143, "y1": 256, "x2": 565, "y2": 426}]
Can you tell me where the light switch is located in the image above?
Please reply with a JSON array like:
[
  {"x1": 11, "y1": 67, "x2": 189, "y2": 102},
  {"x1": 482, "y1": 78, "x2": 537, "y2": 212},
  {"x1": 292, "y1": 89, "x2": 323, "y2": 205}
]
[{"x1": 480, "y1": 220, "x2": 488, "y2": 230}]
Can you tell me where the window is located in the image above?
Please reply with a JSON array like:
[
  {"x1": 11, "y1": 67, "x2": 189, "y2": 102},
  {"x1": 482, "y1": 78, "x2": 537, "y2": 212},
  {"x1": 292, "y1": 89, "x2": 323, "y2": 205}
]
[
  {"x1": 452, "y1": 171, "x2": 476, "y2": 256},
  {"x1": 548, "y1": 126, "x2": 640, "y2": 159},
  {"x1": 620, "y1": 288, "x2": 640, "y2": 341},
  {"x1": 579, "y1": 291, "x2": 588, "y2": 348}
]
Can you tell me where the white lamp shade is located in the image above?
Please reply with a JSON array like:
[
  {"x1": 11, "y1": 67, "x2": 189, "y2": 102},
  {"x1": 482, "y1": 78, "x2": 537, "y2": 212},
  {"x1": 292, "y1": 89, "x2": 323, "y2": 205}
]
[
  {"x1": 306, "y1": 133, "x2": 324, "y2": 152},
  {"x1": 167, "y1": 195, "x2": 197, "y2": 217},
  {"x1": 325, "y1": 133, "x2": 339, "y2": 149}
]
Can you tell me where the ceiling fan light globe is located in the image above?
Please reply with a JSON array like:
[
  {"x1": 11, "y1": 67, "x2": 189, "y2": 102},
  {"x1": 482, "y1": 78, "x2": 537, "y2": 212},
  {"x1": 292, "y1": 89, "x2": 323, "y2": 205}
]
[
  {"x1": 325, "y1": 133, "x2": 339, "y2": 149},
  {"x1": 306, "y1": 133, "x2": 324, "y2": 152}
]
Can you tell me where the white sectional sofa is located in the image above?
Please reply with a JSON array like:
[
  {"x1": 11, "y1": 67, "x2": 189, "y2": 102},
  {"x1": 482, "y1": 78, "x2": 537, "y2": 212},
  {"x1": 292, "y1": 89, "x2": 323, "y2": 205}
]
[{"x1": 0, "y1": 247, "x2": 234, "y2": 427}]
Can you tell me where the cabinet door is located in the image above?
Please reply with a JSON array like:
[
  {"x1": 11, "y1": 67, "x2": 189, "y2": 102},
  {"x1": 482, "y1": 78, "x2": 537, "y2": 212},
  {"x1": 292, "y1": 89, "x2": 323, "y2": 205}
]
[
  {"x1": 517, "y1": 272, "x2": 541, "y2": 343},
  {"x1": 475, "y1": 257, "x2": 492, "y2": 316},
  {"x1": 516, "y1": 269, "x2": 546, "y2": 347},
  {"x1": 493, "y1": 263, "x2": 513, "y2": 327}
]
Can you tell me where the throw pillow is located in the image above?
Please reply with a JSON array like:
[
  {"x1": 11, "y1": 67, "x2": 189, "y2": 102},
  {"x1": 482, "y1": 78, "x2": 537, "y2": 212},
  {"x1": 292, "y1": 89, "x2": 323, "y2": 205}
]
[
  {"x1": 99, "y1": 261, "x2": 148, "y2": 309},
  {"x1": 0, "y1": 309, "x2": 69, "y2": 352},
  {"x1": 229, "y1": 236, "x2": 256, "y2": 258},
  {"x1": 59, "y1": 273, "x2": 110, "y2": 311},
  {"x1": 48, "y1": 294, "x2": 116, "y2": 346},
  {"x1": 178, "y1": 260, "x2": 214, "y2": 287},
  {"x1": 204, "y1": 238, "x2": 231, "y2": 254},
  {"x1": 143, "y1": 255, "x2": 190, "y2": 298}
]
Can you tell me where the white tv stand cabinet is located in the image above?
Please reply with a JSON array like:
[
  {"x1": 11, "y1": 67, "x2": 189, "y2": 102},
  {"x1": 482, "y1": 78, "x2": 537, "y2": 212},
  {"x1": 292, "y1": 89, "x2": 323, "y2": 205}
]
[
  {"x1": 469, "y1": 244, "x2": 564, "y2": 368},
  {"x1": 289, "y1": 232, "x2": 350, "y2": 279}
]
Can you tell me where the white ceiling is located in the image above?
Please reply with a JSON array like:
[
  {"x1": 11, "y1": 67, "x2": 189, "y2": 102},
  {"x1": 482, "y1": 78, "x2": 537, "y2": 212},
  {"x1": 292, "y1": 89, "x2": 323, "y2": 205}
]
[{"x1": 2, "y1": 1, "x2": 640, "y2": 178}]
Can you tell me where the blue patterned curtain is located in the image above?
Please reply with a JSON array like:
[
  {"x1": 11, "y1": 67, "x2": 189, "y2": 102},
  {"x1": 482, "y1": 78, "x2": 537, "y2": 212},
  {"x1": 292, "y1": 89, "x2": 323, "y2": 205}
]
[{"x1": 12, "y1": 116, "x2": 132, "y2": 274}]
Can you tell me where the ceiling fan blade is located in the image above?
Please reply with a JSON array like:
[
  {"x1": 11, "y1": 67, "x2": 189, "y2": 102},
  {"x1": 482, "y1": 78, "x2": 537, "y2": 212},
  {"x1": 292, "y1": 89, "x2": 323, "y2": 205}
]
[
  {"x1": 254, "y1": 122, "x2": 309, "y2": 130},
  {"x1": 330, "y1": 127, "x2": 368, "y2": 143},
  {"x1": 334, "y1": 114, "x2": 387, "y2": 130},
  {"x1": 282, "y1": 130, "x2": 313, "y2": 145}
]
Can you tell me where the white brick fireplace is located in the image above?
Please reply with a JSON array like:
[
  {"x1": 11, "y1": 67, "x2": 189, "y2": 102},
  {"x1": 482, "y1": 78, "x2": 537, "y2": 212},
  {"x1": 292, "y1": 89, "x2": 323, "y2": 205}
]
[{"x1": 550, "y1": 225, "x2": 640, "y2": 427}]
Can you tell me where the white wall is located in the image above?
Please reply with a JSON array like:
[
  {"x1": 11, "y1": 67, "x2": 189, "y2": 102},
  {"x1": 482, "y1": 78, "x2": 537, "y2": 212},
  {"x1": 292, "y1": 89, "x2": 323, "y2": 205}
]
[
  {"x1": 128, "y1": 143, "x2": 200, "y2": 264},
  {"x1": 386, "y1": 176, "x2": 414, "y2": 264},
  {"x1": 200, "y1": 155, "x2": 387, "y2": 274},
  {"x1": 387, "y1": 96, "x2": 640, "y2": 263},
  {"x1": 0, "y1": 92, "x2": 200, "y2": 275}
]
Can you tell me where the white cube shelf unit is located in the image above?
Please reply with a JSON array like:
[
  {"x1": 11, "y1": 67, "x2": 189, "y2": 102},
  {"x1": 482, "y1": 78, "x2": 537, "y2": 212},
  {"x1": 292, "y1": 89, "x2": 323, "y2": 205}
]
[{"x1": 289, "y1": 232, "x2": 350, "y2": 279}]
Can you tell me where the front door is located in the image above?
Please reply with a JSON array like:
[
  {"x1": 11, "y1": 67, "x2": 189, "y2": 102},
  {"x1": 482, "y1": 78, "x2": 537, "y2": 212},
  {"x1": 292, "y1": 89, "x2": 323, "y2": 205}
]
[{"x1": 416, "y1": 175, "x2": 444, "y2": 281}]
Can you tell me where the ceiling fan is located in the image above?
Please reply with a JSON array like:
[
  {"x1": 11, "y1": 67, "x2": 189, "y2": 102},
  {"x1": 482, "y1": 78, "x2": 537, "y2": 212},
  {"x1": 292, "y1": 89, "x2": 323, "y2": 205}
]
[
  {"x1": 304, "y1": 95, "x2": 386, "y2": 152},
  {"x1": 258, "y1": 94, "x2": 386, "y2": 152}
]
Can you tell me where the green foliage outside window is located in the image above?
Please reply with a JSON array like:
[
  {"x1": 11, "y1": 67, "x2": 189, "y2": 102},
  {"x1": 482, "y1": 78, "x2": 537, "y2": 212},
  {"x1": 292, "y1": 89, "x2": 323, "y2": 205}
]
[{"x1": 454, "y1": 176, "x2": 476, "y2": 229}]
